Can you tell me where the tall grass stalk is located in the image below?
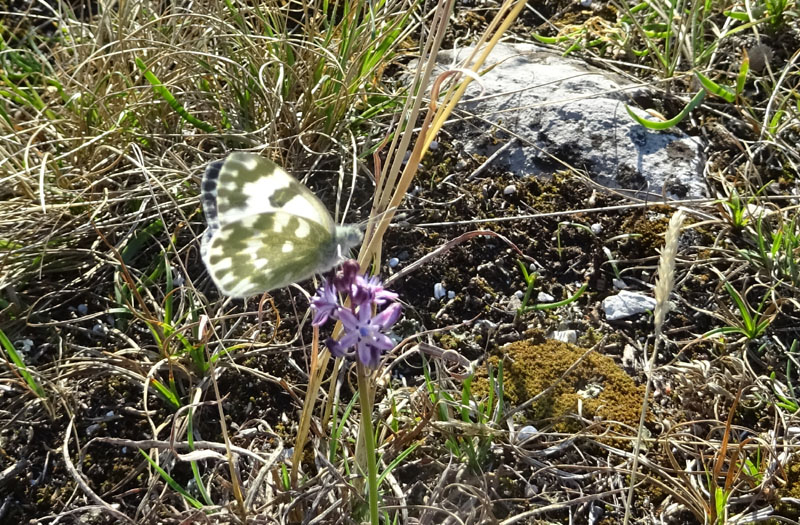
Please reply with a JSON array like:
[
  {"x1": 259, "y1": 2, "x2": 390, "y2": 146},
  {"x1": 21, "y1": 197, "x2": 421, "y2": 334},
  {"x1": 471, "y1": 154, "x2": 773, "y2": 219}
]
[{"x1": 623, "y1": 209, "x2": 685, "y2": 525}]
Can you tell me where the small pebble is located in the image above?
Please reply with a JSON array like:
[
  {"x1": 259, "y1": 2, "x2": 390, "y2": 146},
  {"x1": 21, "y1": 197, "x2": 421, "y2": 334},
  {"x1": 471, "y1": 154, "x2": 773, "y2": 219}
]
[
  {"x1": 503, "y1": 184, "x2": 517, "y2": 196},
  {"x1": 537, "y1": 292, "x2": 554, "y2": 303},
  {"x1": 515, "y1": 425, "x2": 538, "y2": 443},
  {"x1": 447, "y1": 290, "x2": 455, "y2": 299},
  {"x1": 15, "y1": 339, "x2": 34, "y2": 354},
  {"x1": 551, "y1": 330, "x2": 577, "y2": 344},
  {"x1": 580, "y1": 0, "x2": 591, "y2": 7},
  {"x1": 612, "y1": 278, "x2": 628, "y2": 289},
  {"x1": 429, "y1": 140, "x2": 439, "y2": 150},
  {"x1": 590, "y1": 222, "x2": 603, "y2": 235},
  {"x1": 514, "y1": 290, "x2": 524, "y2": 300},
  {"x1": 388, "y1": 257, "x2": 399, "y2": 268},
  {"x1": 433, "y1": 283, "x2": 446, "y2": 300},
  {"x1": 77, "y1": 303, "x2": 89, "y2": 316},
  {"x1": 602, "y1": 290, "x2": 656, "y2": 320}
]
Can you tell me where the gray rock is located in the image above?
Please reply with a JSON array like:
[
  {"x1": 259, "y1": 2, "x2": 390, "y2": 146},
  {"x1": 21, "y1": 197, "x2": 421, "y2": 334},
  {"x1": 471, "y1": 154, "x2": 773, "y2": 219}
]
[
  {"x1": 432, "y1": 43, "x2": 706, "y2": 198},
  {"x1": 603, "y1": 290, "x2": 657, "y2": 320}
]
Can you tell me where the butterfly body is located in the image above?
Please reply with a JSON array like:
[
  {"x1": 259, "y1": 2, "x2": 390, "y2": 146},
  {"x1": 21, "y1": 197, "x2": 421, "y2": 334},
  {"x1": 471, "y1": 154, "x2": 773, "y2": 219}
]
[{"x1": 201, "y1": 152, "x2": 362, "y2": 297}]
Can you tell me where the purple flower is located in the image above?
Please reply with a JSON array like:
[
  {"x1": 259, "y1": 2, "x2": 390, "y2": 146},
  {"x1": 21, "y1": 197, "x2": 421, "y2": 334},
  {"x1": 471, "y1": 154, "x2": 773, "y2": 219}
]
[
  {"x1": 310, "y1": 259, "x2": 402, "y2": 368},
  {"x1": 332, "y1": 259, "x2": 360, "y2": 292},
  {"x1": 327, "y1": 303, "x2": 402, "y2": 368},
  {"x1": 352, "y1": 274, "x2": 398, "y2": 306},
  {"x1": 311, "y1": 282, "x2": 339, "y2": 326}
]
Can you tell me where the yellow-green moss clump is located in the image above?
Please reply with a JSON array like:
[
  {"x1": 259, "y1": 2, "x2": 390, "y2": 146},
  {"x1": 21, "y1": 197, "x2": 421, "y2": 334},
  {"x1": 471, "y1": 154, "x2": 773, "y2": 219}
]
[
  {"x1": 774, "y1": 455, "x2": 800, "y2": 518},
  {"x1": 484, "y1": 339, "x2": 645, "y2": 433}
]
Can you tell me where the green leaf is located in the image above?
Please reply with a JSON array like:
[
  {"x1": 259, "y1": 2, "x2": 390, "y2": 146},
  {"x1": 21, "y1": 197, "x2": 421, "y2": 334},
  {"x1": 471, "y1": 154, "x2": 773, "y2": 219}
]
[
  {"x1": 736, "y1": 51, "x2": 750, "y2": 96},
  {"x1": 0, "y1": 329, "x2": 46, "y2": 399},
  {"x1": 139, "y1": 450, "x2": 203, "y2": 508},
  {"x1": 695, "y1": 71, "x2": 735, "y2": 103},
  {"x1": 134, "y1": 57, "x2": 216, "y2": 133},
  {"x1": 625, "y1": 90, "x2": 706, "y2": 130}
]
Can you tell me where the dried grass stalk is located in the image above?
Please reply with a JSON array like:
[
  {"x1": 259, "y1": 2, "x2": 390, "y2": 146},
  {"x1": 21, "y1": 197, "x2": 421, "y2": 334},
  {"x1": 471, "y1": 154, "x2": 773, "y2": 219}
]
[{"x1": 623, "y1": 208, "x2": 685, "y2": 525}]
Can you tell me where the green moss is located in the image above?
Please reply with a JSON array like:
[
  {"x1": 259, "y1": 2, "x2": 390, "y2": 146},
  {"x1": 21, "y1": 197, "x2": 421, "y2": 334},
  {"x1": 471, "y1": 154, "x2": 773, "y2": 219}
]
[
  {"x1": 479, "y1": 339, "x2": 646, "y2": 433},
  {"x1": 775, "y1": 455, "x2": 800, "y2": 518}
]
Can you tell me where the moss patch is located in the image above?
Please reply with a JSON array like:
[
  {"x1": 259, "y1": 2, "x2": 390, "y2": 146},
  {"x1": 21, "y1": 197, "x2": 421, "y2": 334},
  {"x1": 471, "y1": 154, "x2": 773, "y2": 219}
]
[{"x1": 485, "y1": 339, "x2": 646, "y2": 432}]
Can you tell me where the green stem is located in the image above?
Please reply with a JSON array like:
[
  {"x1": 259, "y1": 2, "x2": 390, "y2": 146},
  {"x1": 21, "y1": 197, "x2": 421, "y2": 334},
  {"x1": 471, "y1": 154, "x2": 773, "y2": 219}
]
[{"x1": 356, "y1": 363, "x2": 380, "y2": 525}]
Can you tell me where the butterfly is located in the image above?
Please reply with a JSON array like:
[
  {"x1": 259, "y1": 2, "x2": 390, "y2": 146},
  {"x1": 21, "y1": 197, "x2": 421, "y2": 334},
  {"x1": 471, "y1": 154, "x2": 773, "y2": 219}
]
[{"x1": 200, "y1": 152, "x2": 363, "y2": 297}]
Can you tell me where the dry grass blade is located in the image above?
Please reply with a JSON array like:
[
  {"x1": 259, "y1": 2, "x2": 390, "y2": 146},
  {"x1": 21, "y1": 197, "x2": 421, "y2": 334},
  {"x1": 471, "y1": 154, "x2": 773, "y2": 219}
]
[{"x1": 624, "y1": 209, "x2": 685, "y2": 525}]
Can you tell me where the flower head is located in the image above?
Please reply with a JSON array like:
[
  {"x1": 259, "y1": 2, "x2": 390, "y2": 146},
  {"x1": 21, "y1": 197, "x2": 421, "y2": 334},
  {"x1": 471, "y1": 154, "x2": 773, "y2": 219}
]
[
  {"x1": 310, "y1": 260, "x2": 401, "y2": 368},
  {"x1": 311, "y1": 281, "x2": 339, "y2": 326}
]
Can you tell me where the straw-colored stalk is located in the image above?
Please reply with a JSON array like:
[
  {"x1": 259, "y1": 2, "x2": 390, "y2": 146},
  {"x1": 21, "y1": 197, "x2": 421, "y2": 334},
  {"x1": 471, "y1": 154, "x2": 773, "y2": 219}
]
[{"x1": 623, "y1": 209, "x2": 685, "y2": 525}]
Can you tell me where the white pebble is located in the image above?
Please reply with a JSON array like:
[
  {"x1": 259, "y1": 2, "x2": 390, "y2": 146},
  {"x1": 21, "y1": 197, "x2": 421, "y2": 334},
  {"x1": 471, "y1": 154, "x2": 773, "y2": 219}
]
[
  {"x1": 551, "y1": 330, "x2": 577, "y2": 343},
  {"x1": 514, "y1": 290, "x2": 524, "y2": 300},
  {"x1": 503, "y1": 184, "x2": 517, "y2": 195},
  {"x1": 15, "y1": 339, "x2": 34, "y2": 354},
  {"x1": 515, "y1": 425, "x2": 538, "y2": 443},
  {"x1": 447, "y1": 290, "x2": 455, "y2": 299},
  {"x1": 612, "y1": 278, "x2": 628, "y2": 290},
  {"x1": 590, "y1": 223, "x2": 603, "y2": 235},
  {"x1": 537, "y1": 292, "x2": 554, "y2": 303},
  {"x1": 77, "y1": 304, "x2": 89, "y2": 315},
  {"x1": 388, "y1": 257, "x2": 399, "y2": 268},
  {"x1": 602, "y1": 290, "x2": 657, "y2": 320},
  {"x1": 434, "y1": 283, "x2": 446, "y2": 300}
]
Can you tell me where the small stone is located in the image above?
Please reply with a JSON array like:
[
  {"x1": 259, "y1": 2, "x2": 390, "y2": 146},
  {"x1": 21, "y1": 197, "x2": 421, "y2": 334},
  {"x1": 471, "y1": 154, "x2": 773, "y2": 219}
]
[
  {"x1": 514, "y1": 290, "x2": 524, "y2": 300},
  {"x1": 429, "y1": 140, "x2": 439, "y2": 150},
  {"x1": 447, "y1": 290, "x2": 455, "y2": 299},
  {"x1": 612, "y1": 278, "x2": 628, "y2": 289},
  {"x1": 590, "y1": 222, "x2": 603, "y2": 235},
  {"x1": 602, "y1": 290, "x2": 657, "y2": 320},
  {"x1": 515, "y1": 425, "x2": 538, "y2": 443},
  {"x1": 537, "y1": 292, "x2": 554, "y2": 303},
  {"x1": 434, "y1": 283, "x2": 446, "y2": 300},
  {"x1": 15, "y1": 339, "x2": 34, "y2": 354},
  {"x1": 77, "y1": 304, "x2": 89, "y2": 315},
  {"x1": 622, "y1": 344, "x2": 637, "y2": 368},
  {"x1": 503, "y1": 184, "x2": 517, "y2": 195},
  {"x1": 388, "y1": 257, "x2": 400, "y2": 268},
  {"x1": 551, "y1": 330, "x2": 577, "y2": 344}
]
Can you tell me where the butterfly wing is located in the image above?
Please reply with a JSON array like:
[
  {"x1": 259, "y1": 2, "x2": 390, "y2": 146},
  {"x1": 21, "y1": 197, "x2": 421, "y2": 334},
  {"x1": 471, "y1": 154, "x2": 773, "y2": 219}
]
[
  {"x1": 201, "y1": 152, "x2": 335, "y2": 231},
  {"x1": 203, "y1": 210, "x2": 339, "y2": 297},
  {"x1": 200, "y1": 152, "x2": 360, "y2": 297}
]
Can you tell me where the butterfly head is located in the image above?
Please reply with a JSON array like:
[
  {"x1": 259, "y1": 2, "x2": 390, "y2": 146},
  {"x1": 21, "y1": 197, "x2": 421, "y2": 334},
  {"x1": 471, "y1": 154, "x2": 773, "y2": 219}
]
[{"x1": 334, "y1": 224, "x2": 363, "y2": 255}]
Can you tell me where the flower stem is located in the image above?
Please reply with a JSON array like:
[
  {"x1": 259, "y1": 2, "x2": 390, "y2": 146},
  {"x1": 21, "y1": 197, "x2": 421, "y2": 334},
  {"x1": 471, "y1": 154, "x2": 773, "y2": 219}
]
[{"x1": 356, "y1": 363, "x2": 380, "y2": 525}]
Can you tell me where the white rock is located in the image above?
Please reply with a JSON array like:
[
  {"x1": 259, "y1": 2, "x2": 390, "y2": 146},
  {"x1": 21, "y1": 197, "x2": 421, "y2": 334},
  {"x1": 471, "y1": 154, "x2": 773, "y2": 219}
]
[
  {"x1": 612, "y1": 278, "x2": 628, "y2": 289},
  {"x1": 434, "y1": 283, "x2": 446, "y2": 300},
  {"x1": 388, "y1": 257, "x2": 400, "y2": 268},
  {"x1": 537, "y1": 292, "x2": 555, "y2": 302},
  {"x1": 16, "y1": 339, "x2": 34, "y2": 354},
  {"x1": 425, "y1": 43, "x2": 706, "y2": 199},
  {"x1": 622, "y1": 344, "x2": 637, "y2": 368},
  {"x1": 551, "y1": 330, "x2": 577, "y2": 343},
  {"x1": 447, "y1": 290, "x2": 455, "y2": 299},
  {"x1": 515, "y1": 425, "x2": 538, "y2": 443},
  {"x1": 514, "y1": 290, "x2": 524, "y2": 300},
  {"x1": 503, "y1": 184, "x2": 517, "y2": 195},
  {"x1": 590, "y1": 222, "x2": 603, "y2": 234},
  {"x1": 602, "y1": 290, "x2": 657, "y2": 320}
]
